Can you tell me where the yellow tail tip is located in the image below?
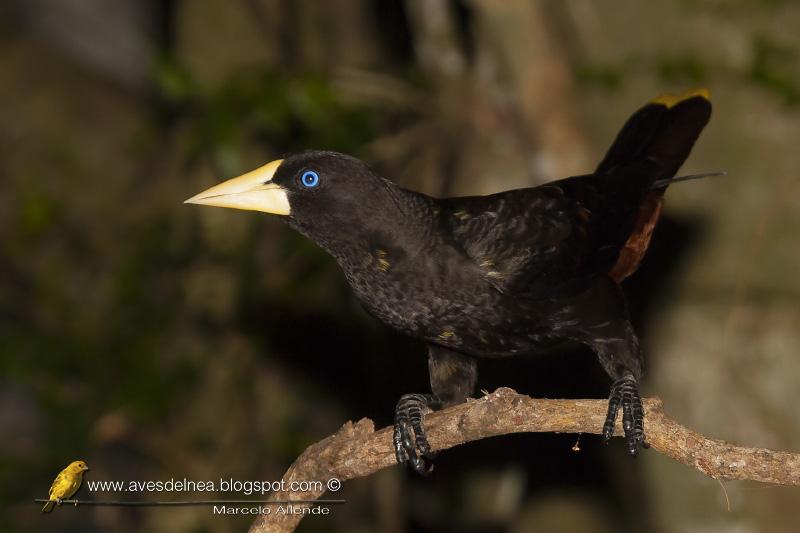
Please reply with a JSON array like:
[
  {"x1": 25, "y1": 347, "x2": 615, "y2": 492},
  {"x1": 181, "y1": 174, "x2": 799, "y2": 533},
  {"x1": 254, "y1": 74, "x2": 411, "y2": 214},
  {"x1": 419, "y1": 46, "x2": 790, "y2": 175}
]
[{"x1": 651, "y1": 88, "x2": 710, "y2": 108}]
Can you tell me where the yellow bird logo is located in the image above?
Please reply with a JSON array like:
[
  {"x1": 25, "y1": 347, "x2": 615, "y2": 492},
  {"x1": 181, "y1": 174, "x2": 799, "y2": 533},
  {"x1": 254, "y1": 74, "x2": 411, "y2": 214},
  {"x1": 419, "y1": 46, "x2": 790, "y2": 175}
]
[{"x1": 42, "y1": 460, "x2": 90, "y2": 513}]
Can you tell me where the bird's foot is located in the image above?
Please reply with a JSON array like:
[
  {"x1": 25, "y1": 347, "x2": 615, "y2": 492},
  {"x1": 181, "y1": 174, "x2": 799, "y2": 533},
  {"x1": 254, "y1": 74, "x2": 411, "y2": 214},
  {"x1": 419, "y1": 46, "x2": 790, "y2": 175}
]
[
  {"x1": 56, "y1": 497, "x2": 63, "y2": 507},
  {"x1": 603, "y1": 375, "x2": 649, "y2": 455},
  {"x1": 393, "y1": 393, "x2": 440, "y2": 475}
]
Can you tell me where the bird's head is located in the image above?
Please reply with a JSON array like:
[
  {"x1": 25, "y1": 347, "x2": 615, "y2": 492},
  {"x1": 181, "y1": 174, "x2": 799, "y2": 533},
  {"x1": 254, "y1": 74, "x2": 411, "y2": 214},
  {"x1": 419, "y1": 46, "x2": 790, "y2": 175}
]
[
  {"x1": 68, "y1": 461, "x2": 89, "y2": 473},
  {"x1": 186, "y1": 151, "x2": 413, "y2": 257}
]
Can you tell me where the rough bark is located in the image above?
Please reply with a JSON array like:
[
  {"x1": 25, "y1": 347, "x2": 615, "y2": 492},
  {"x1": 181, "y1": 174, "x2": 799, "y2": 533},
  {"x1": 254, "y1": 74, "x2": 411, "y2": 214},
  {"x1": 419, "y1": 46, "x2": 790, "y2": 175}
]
[{"x1": 249, "y1": 387, "x2": 800, "y2": 532}]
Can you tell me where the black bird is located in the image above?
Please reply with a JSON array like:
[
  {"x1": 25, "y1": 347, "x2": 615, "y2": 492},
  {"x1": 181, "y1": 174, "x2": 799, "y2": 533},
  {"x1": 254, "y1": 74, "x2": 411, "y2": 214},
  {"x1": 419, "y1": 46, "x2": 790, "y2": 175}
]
[{"x1": 186, "y1": 89, "x2": 712, "y2": 474}]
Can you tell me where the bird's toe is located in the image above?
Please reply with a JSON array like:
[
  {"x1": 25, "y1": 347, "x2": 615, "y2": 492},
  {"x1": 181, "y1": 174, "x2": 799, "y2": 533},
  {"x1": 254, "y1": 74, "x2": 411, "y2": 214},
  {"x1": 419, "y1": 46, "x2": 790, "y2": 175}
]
[
  {"x1": 394, "y1": 393, "x2": 438, "y2": 475},
  {"x1": 603, "y1": 375, "x2": 647, "y2": 455}
]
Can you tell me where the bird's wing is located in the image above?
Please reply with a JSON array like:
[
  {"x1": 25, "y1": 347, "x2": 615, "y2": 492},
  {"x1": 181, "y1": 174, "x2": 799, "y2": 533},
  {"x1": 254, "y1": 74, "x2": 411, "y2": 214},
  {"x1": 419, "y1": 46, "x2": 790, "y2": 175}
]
[
  {"x1": 437, "y1": 184, "x2": 599, "y2": 295},
  {"x1": 48, "y1": 469, "x2": 70, "y2": 499}
]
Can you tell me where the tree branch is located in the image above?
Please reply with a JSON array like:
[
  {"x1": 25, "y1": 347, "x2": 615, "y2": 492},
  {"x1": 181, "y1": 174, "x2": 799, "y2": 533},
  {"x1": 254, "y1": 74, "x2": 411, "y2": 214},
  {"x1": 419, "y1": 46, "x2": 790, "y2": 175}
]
[{"x1": 249, "y1": 387, "x2": 800, "y2": 533}]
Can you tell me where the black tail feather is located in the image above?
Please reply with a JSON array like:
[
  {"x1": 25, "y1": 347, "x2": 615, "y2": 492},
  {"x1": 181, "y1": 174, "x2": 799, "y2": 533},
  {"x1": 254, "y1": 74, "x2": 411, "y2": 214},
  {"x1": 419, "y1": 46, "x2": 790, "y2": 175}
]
[{"x1": 597, "y1": 90, "x2": 712, "y2": 182}]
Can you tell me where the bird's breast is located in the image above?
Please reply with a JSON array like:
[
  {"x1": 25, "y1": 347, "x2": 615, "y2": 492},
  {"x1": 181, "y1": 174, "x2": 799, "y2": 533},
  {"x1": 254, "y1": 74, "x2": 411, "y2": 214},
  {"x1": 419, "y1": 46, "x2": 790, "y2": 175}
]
[{"x1": 339, "y1": 247, "x2": 557, "y2": 357}]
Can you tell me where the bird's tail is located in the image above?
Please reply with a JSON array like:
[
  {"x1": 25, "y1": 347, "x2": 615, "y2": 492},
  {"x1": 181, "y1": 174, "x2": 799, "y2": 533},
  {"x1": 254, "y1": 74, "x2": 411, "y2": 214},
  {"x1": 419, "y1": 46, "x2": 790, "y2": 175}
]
[
  {"x1": 41, "y1": 500, "x2": 54, "y2": 513},
  {"x1": 596, "y1": 89, "x2": 712, "y2": 283},
  {"x1": 595, "y1": 88, "x2": 713, "y2": 183}
]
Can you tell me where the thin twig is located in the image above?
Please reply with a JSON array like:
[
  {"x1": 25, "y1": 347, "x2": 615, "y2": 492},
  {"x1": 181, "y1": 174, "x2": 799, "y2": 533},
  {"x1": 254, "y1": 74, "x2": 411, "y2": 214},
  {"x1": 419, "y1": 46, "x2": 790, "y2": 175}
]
[{"x1": 249, "y1": 387, "x2": 800, "y2": 533}]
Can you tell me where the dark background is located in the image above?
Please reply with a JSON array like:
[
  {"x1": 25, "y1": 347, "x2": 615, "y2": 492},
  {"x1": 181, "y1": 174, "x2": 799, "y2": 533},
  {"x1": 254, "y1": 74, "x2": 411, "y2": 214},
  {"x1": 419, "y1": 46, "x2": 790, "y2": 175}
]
[{"x1": 1, "y1": 1, "x2": 799, "y2": 531}]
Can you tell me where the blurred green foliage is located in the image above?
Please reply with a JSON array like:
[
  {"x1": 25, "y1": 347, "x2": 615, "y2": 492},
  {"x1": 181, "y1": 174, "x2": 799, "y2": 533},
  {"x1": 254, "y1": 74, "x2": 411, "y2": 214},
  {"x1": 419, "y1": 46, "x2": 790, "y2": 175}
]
[
  {"x1": 656, "y1": 52, "x2": 707, "y2": 84},
  {"x1": 574, "y1": 50, "x2": 709, "y2": 92},
  {"x1": 574, "y1": 61, "x2": 626, "y2": 90},
  {"x1": 155, "y1": 55, "x2": 377, "y2": 174},
  {"x1": 749, "y1": 35, "x2": 800, "y2": 105}
]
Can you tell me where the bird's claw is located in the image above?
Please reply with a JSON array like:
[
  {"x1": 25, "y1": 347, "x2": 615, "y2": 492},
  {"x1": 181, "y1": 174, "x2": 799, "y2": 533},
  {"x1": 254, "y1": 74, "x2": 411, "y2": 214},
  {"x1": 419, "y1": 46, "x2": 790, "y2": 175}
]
[
  {"x1": 393, "y1": 393, "x2": 439, "y2": 475},
  {"x1": 56, "y1": 498, "x2": 63, "y2": 507},
  {"x1": 603, "y1": 375, "x2": 648, "y2": 455}
]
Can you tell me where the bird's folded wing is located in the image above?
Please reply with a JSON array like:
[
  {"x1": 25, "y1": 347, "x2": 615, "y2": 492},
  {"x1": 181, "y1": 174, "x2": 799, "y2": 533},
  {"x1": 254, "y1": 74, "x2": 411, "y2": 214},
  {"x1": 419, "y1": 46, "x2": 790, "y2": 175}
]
[{"x1": 438, "y1": 186, "x2": 597, "y2": 296}]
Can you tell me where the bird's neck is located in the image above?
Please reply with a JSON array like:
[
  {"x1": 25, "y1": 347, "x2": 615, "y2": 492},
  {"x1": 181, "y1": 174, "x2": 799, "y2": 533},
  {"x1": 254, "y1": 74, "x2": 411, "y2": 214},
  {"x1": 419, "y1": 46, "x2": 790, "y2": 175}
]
[{"x1": 317, "y1": 184, "x2": 439, "y2": 275}]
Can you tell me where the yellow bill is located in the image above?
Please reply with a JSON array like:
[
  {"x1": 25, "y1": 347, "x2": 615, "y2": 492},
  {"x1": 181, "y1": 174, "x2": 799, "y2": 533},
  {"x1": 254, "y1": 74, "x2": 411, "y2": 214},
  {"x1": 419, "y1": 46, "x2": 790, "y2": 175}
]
[{"x1": 184, "y1": 159, "x2": 290, "y2": 215}]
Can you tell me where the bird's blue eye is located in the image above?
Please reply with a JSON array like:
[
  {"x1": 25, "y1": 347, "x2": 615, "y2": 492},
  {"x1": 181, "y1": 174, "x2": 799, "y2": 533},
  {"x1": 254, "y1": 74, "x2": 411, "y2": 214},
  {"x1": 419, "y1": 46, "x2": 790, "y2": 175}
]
[{"x1": 301, "y1": 170, "x2": 320, "y2": 188}]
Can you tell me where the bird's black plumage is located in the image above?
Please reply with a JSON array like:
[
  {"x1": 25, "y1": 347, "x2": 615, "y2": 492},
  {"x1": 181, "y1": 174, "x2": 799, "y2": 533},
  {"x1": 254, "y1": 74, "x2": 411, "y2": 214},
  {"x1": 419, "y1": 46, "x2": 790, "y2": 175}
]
[{"x1": 187, "y1": 91, "x2": 713, "y2": 473}]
